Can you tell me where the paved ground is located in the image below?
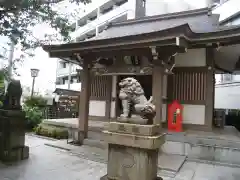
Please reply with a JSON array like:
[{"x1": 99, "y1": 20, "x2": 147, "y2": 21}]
[
  {"x1": 1, "y1": 135, "x2": 240, "y2": 180},
  {"x1": 0, "y1": 136, "x2": 106, "y2": 180}
]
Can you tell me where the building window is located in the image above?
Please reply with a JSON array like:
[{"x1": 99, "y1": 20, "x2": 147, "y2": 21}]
[
  {"x1": 220, "y1": 0, "x2": 229, "y2": 4},
  {"x1": 89, "y1": 15, "x2": 97, "y2": 21},
  {"x1": 63, "y1": 62, "x2": 67, "y2": 68},
  {"x1": 221, "y1": 74, "x2": 233, "y2": 83},
  {"x1": 142, "y1": 0, "x2": 146, "y2": 7},
  {"x1": 115, "y1": 0, "x2": 128, "y2": 6},
  {"x1": 71, "y1": 76, "x2": 78, "y2": 83},
  {"x1": 63, "y1": 77, "x2": 69, "y2": 85},
  {"x1": 101, "y1": 6, "x2": 113, "y2": 14}
]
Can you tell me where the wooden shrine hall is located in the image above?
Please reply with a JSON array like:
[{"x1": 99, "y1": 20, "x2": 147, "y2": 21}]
[{"x1": 43, "y1": 8, "x2": 240, "y2": 142}]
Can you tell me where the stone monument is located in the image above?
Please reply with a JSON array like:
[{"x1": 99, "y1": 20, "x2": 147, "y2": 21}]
[
  {"x1": 101, "y1": 77, "x2": 164, "y2": 180},
  {"x1": 0, "y1": 76, "x2": 29, "y2": 163}
]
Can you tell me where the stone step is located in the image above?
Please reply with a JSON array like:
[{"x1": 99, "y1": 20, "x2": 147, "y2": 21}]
[
  {"x1": 41, "y1": 120, "x2": 240, "y2": 166},
  {"x1": 87, "y1": 132, "x2": 240, "y2": 166},
  {"x1": 44, "y1": 139, "x2": 185, "y2": 176},
  {"x1": 83, "y1": 138, "x2": 107, "y2": 149},
  {"x1": 162, "y1": 140, "x2": 240, "y2": 166}
]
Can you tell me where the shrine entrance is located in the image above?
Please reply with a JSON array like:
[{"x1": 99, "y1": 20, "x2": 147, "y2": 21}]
[{"x1": 116, "y1": 75, "x2": 152, "y2": 117}]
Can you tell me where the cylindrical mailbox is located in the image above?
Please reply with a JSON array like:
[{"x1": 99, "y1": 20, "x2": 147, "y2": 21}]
[{"x1": 168, "y1": 100, "x2": 183, "y2": 132}]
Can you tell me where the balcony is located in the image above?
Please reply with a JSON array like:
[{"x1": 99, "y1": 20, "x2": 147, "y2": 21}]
[
  {"x1": 71, "y1": 1, "x2": 130, "y2": 39},
  {"x1": 56, "y1": 83, "x2": 81, "y2": 91},
  {"x1": 56, "y1": 67, "x2": 77, "y2": 78}
]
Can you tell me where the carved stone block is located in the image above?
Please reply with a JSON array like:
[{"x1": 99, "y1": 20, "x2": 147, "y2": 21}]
[
  {"x1": 109, "y1": 122, "x2": 160, "y2": 136},
  {"x1": 106, "y1": 144, "x2": 158, "y2": 180},
  {"x1": 103, "y1": 131, "x2": 164, "y2": 149}
]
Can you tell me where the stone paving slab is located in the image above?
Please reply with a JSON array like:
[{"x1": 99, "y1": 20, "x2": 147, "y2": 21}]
[
  {"x1": 45, "y1": 139, "x2": 186, "y2": 173},
  {"x1": 159, "y1": 154, "x2": 186, "y2": 172}
]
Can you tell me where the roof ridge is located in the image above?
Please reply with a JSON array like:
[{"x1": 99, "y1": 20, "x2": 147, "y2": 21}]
[{"x1": 109, "y1": 7, "x2": 210, "y2": 28}]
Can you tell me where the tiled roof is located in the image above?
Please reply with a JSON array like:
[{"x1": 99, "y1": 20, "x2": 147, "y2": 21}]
[{"x1": 92, "y1": 8, "x2": 220, "y2": 40}]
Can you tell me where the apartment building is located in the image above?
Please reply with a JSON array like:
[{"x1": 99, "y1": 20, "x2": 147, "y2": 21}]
[{"x1": 55, "y1": 0, "x2": 214, "y2": 91}]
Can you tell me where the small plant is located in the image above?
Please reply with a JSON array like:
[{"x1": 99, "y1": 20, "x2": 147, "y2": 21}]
[
  {"x1": 35, "y1": 125, "x2": 68, "y2": 139},
  {"x1": 23, "y1": 105, "x2": 44, "y2": 130},
  {"x1": 23, "y1": 95, "x2": 47, "y2": 130}
]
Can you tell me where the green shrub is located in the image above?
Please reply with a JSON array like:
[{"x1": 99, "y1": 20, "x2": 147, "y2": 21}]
[
  {"x1": 23, "y1": 95, "x2": 47, "y2": 130},
  {"x1": 35, "y1": 124, "x2": 68, "y2": 139},
  {"x1": 24, "y1": 96, "x2": 47, "y2": 107},
  {"x1": 23, "y1": 106, "x2": 43, "y2": 130}
]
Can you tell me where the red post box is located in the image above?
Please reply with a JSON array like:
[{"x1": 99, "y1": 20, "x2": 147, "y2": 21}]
[{"x1": 168, "y1": 100, "x2": 183, "y2": 132}]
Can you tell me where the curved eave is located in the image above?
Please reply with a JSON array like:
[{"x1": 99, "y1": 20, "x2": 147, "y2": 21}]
[{"x1": 43, "y1": 24, "x2": 240, "y2": 58}]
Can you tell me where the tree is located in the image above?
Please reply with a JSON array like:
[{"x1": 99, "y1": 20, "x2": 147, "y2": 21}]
[{"x1": 0, "y1": 0, "x2": 90, "y2": 75}]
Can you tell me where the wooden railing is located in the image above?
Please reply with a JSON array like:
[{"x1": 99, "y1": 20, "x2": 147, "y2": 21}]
[
  {"x1": 169, "y1": 67, "x2": 207, "y2": 104},
  {"x1": 90, "y1": 75, "x2": 111, "y2": 100}
]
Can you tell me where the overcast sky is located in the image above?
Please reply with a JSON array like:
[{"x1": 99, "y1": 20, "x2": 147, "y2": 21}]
[{"x1": 0, "y1": 0, "x2": 227, "y2": 94}]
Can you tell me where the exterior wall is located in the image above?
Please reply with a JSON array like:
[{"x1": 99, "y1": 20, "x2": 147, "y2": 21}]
[
  {"x1": 175, "y1": 48, "x2": 206, "y2": 67},
  {"x1": 89, "y1": 100, "x2": 106, "y2": 116},
  {"x1": 215, "y1": 83, "x2": 240, "y2": 109},
  {"x1": 182, "y1": 105, "x2": 205, "y2": 124},
  {"x1": 168, "y1": 48, "x2": 207, "y2": 126},
  {"x1": 212, "y1": 0, "x2": 240, "y2": 23},
  {"x1": 89, "y1": 75, "x2": 112, "y2": 119}
]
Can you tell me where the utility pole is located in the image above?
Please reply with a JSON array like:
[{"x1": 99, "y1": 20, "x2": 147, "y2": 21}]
[
  {"x1": 67, "y1": 63, "x2": 72, "y2": 90},
  {"x1": 7, "y1": 39, "x2": 15, "y2": 79}
]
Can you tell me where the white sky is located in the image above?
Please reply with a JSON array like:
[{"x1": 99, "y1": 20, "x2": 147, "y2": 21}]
[{"x1": 0, "y1": 0, "x2": 230, "y2": 94}]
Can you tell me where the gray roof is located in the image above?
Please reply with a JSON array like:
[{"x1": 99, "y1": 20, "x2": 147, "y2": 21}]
[{"x1": 92, "y1": 8, "x2": 220, "y2": 41}]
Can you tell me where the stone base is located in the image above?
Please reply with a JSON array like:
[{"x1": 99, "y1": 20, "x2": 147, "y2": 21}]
[
  {"x1": 0, "y1": 109, "x2": 28, "y2": 163},
  {"x1": 102, "y1": 122, "x2": 165, "y2": 180},
  {"x1": 100, "y1": 174, "x2": 163, "y2": 180},
  {"x1": 1, "y1": 146, "x2": 29, "y2": 163},
  {"x1": 106, "y1": 144, "x2": 160, "y2": 180}
]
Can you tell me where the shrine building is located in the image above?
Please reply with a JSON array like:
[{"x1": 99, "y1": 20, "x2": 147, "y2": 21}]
[{"x1": 43, "y1": 8, "x2": 240, "y2": 139}]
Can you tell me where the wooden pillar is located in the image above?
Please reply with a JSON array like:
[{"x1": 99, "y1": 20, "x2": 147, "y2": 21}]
[
  {"x1": 205, "y1": 48, "x2": 214, "y2": 129},
  {"x1": 105, "y1": 76, "x2": 112, "y2": 121},
  {"x1": 152, "y1": 65, "x2": 164, "y2": 126},
  {"x1": 78, "y1": 60, "x2": 91, "y2": 141}
]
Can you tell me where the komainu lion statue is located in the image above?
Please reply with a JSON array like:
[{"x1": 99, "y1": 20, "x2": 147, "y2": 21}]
[
  {"x1": 3, "y1": 80, "x2": 22, "y2": 110},
  {"x1": 118, "y1": 77, "x2": 156, "y2": 125}
]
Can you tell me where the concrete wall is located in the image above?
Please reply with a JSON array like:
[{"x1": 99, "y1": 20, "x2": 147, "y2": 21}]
[
  {"x1": 146, "y1": 0, "x2": 208, "y2": 16},
  {"x1": 182, "y1": 105, "x2": 205, "y2": 124},
  {"x1": 89, "y1": 100, "x2": 106, "y2": 116},
  {"x1": 215, "y1": 83, "x2": 240, "y2": 109},
  {"x1": 212, "y1": 0, "x2": 240, "y2": 22}
]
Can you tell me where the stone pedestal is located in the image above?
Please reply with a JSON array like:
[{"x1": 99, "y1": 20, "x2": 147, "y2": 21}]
[
  {"x1": 0, "y1": 109, "x2": 29, "y2": 163},
  {"x1": 101, "y1": 122, "x2": 165, "y2": 180}
]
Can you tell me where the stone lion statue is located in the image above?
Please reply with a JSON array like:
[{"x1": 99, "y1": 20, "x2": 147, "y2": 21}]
[
  {"x1": 118, "y1": 77, "x2": 156, "y2": 125},
  {"x1": 3, "y1": 79, "x2": 22, "y2": 110}
]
